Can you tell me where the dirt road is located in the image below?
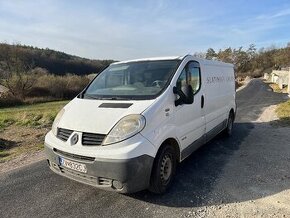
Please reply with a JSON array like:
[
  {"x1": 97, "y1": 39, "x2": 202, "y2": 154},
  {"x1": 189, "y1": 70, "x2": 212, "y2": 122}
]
[{"x1": 0, "y1": 79, "x2": 290, "y2": 217}]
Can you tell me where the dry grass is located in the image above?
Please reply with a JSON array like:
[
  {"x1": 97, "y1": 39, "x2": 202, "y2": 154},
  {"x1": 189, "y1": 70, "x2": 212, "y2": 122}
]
[{"x1": 275, "y1": 100, "x2": 290, "y2": 126}]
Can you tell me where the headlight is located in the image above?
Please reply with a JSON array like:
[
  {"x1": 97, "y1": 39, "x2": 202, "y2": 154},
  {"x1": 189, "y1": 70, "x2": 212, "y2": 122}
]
[
  {"x1": 103, "y1": 114, "x2": 146, "y2": 145},
  {"x1": 52, "y1": 109, "x2": 65, "y2": 136}
]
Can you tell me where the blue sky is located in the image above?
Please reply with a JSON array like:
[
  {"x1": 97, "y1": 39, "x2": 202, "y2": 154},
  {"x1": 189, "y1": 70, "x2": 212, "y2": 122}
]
[{"x1": 0, "y1": 0, "x2": 290, "y2": 60}]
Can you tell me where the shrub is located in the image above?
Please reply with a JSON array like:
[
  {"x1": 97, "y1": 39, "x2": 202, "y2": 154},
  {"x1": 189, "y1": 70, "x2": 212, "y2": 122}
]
[
  {"x1": 0, "y1": 93, "x2": 23, "y2": 108},
  {"x1": 1, "y1": 73, "x2": 90, "y2": 107},
  {"x1": 33, "y1": 74, "x2": 90, "y2": 99}
]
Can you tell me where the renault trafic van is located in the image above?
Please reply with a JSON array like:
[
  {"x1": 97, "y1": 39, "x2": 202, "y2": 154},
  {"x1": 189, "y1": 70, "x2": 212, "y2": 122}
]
[{"x1": 45, "y1": 55, "x2": 236, "y2": 194}]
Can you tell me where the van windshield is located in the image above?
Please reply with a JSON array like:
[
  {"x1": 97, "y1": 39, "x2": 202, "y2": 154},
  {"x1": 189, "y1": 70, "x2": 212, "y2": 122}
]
[{"x1": 83, "y1": 60, "x2": 181, "y2": 100}]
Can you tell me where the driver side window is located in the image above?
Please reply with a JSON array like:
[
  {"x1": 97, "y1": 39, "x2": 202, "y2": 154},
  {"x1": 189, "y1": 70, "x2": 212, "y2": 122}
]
[
  {"x1": 176, "y1": 61, "x2": 201, "y2": 94},
  {"x1": 176, "y1": 69, "x2": 187, "y2": 90}
]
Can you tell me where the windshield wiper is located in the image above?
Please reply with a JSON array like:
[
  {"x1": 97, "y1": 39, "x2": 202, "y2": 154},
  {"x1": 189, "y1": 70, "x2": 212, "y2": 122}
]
[
  {"x1": 83, "y1": 94, "x2": 132, "y2": 100},
  {"x1": 100, "y1": 97, "x2": 132, "y2": 100}
]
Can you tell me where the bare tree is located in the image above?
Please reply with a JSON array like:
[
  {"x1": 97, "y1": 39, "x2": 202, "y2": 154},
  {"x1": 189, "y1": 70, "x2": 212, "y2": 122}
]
[{"x1": 0, "y1": 44, "x2": 39, "y2": 100}]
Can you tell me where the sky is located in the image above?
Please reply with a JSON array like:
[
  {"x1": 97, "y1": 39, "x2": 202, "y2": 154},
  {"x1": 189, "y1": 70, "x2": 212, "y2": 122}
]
[{"x1": 0, "y1": 0, "x2": 290, "y2": 60}]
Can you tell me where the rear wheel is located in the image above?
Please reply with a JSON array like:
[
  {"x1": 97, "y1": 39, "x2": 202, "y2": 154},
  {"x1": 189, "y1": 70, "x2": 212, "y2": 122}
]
[
  {"x1": 224, "y1": 111, "x2": 234, "y2": 136},
  {"x1": 149, "y1": 144, "x2": 177, "y2": 194}
]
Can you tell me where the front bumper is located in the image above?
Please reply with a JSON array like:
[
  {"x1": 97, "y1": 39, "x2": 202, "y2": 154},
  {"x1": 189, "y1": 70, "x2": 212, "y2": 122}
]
[{"x1": 45, "y1": 144, "x2": 154, "y2": 193}]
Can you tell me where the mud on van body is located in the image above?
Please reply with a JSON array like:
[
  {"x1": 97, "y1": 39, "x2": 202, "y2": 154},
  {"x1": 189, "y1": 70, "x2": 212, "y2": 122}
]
[{"x1": 45, "y1": 55, "x2": 236, "y2": 194}]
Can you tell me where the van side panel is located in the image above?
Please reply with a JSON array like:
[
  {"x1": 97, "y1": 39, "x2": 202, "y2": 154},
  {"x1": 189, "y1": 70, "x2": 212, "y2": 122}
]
[
  {"x1": 142, "y1": 58, "x2": 235, "y2": 162},
  {"x1": 203, "y1": 64, "x2": 235, "y2": 137}
]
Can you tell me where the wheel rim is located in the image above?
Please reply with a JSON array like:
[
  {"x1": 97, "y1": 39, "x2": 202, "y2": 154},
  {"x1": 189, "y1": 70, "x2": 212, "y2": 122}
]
[{"x1": 160, "y1": 154, "x2": 172, "y2": 183}]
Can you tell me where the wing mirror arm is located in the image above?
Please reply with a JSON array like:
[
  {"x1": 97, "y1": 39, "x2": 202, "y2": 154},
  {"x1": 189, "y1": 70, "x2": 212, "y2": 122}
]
[{"x1": 173, "y1": 85, "x2": 194, "y2": 106}]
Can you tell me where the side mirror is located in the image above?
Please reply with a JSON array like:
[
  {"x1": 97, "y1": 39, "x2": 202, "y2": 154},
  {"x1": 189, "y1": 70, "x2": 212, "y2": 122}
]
[{"x1": 173, "y1": 85, "x2": 194, "y2": 106}]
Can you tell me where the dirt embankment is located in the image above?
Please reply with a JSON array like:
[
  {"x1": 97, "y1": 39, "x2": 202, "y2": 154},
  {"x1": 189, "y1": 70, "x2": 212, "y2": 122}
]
[{"x1": 0, "y1": 126, "x2": 47, "y2": 174}]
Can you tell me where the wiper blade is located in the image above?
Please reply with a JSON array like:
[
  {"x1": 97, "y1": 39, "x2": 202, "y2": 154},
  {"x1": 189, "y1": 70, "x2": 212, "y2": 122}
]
[
  {"x1": 101, "y1": 97, "x2": 132, "y2": 100},
  {"x1": 83, "y1": 94, "x2": 131, "y2": 100}
]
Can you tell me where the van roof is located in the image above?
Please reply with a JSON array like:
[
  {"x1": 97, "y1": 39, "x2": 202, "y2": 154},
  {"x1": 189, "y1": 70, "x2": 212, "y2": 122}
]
[
  {"x1": 112, "y1": 55, "x2": 234, "y2": 67},
  {"x1": 192, "y1": 56, "x2": 234, "y2": 67},
  {"x1": 112, "y1": 56, "x2": 183, "y2": 64}
]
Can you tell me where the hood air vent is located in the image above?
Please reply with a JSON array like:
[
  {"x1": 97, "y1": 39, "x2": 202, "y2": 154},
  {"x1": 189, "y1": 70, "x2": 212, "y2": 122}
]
[{"x1": 99, "y1": 103, "x2": 133, "y2": 108}]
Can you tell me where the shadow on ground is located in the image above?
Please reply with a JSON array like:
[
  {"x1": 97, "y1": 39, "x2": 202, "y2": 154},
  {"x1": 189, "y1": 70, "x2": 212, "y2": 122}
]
[
  {"x1": 0, "y1": 138, "x2": 17, "y2": 161},
  {"x1": 270, "y1": 117, "x2": 290, "y2": 127},
  {"x1": 0, "y1": 138, "x2": 17, "y2": 150}
]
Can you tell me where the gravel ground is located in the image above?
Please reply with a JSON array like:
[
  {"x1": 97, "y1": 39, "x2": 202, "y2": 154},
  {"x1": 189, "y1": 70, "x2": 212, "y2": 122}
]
[{"x1": 0, "y1": 79, "x2": 290, "y2": 218}]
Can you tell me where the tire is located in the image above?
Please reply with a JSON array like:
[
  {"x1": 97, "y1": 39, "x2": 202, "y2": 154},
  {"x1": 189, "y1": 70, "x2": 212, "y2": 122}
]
[
  {"x1": 149, "y1": 144, "x2": 177, "y2": 194},
  {"x1": 223, "y1": 111, "x2": 234, "y2": 137}
]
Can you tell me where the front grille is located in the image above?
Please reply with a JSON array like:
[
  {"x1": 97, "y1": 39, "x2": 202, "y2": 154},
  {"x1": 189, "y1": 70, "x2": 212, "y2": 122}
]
[
  {"x1": 82, "y1": 132, "x2": 106, "y2": 146},
  {"x1": 53, "y1": 148, "x2": 95, "y2": 162},
  {"x1": 57, "y1": 128, "x2": 73, "y2": 141}
]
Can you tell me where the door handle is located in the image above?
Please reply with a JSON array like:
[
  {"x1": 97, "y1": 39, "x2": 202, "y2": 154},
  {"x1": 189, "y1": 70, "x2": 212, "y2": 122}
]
[{"x1": 201, "y1": 95, "x2": 204, "y2": 108}]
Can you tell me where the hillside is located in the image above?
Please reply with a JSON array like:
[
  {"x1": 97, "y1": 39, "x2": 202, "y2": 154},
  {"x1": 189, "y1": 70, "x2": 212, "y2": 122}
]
[
  {"x1": 0, "y1": 43, "x2": 114, "y2": 75},
  {"x1": 1, "y1": 43, "x2": 290, "y2": 78}
]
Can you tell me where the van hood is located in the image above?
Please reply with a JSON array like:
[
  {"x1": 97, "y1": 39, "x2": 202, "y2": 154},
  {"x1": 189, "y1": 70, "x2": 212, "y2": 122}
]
[{"x1": 58, "y1": 98, "x2": 155, "y2": 134}]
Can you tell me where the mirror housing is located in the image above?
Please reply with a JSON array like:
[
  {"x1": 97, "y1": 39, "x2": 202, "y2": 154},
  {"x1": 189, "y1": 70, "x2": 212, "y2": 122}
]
[{"x1": 173, "y1": 85, "x2": 194, "y2": 106}]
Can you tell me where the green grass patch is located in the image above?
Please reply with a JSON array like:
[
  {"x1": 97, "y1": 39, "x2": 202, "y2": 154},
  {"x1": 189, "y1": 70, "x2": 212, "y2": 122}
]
[
  {"x1": 274, "y1": 100, "x2": 290, "y2": 126},
  {"x1": 0, "y1": 100, "x2": 68, "y2": 129}
]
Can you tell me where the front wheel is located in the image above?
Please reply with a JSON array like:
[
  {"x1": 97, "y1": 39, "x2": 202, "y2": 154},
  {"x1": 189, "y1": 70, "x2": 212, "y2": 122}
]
[{"x1": 149, "y1": 145, "x2": 177, "y2": 194}]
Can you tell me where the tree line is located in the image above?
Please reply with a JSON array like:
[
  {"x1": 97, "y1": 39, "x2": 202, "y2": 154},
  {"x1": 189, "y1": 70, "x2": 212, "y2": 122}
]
[
  {"x1": 0, "y1": 43, "x2": 113, "y2": 75},
  {"x1": 0, "y1": 43, "x2": 114, "y2": 105},
  {"x1": 195, "y1": 43, "x2": 290, "y2": 77}
]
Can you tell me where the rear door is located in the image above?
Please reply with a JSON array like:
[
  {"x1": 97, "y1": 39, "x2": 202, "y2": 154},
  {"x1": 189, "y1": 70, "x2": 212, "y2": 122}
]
[{"x1": 174, "y1": 61, "x2": 206, "y2": 159}]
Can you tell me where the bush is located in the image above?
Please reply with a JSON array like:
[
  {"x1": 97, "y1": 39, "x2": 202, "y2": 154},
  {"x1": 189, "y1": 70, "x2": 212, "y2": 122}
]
[
  {"x1": 32, "y1": 74, "x2": 90, "y2": 100},
  {"x1": 1, "y1": 73, "x2": 90, "y2": 107},
  {"x1": 0, "y1": 93, "x2": 23, "y2": 108},
  {"x1": 27, "y1": 87, "x2": 51, "y2": 97}
]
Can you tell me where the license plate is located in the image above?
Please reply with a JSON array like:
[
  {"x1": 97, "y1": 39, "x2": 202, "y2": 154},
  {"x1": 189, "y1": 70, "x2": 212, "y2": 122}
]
[{"x1": 59, "y1": 157, "x2": 87, "y2": 173}]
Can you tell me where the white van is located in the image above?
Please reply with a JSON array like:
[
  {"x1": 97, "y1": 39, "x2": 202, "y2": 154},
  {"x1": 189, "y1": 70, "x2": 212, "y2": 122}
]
[{"x1": 45, "y1": 55, "x2": 236, "y2": 194}]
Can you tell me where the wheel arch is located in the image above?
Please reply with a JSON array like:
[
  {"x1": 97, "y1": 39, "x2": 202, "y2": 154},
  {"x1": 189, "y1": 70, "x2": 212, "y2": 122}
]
[{"x1": 159, "y1": 138, "x2": 181, "y2": 163}]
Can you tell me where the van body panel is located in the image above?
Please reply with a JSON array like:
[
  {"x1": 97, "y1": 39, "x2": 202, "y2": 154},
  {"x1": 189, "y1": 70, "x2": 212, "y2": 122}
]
[
  {"x1": 58, "y1": 98, "x2": 155, "y2": 134},
  {"x1": 140, "y1": 85, "x2": 180, "y2": 153},
  {"x1": 173, "y1": 88, "x2": 206, "y2": 152},
  {"x1": 170, "y1": 56, "x2": 206, "y2": 154},
  {"x1": 202, "y1": 63, "x2": 235, "y2": 135},
  {"x1": 45, "y1": 130, "x2": 156, "y2": 160}
]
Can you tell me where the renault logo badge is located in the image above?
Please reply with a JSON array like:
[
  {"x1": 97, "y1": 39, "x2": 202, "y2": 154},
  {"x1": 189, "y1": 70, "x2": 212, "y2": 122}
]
[{"x1": 71, "y1": 133, "x2": 79, "y2": 145}]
